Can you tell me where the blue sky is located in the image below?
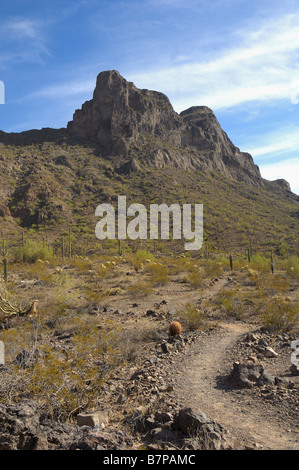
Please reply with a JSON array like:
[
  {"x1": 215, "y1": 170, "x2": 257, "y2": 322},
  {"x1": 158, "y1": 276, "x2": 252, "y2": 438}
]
[{"x1": 0, "y1": 0, "x2": 299, "y2": 194}]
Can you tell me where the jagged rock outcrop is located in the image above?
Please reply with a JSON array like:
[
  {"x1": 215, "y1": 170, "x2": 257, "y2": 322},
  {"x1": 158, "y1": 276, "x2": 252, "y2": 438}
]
[
  {"x1": 273, "y1": 178, "x2": 291, "y2": 192},
  {"x1": 67, "y1": 70, "x2": 182, "y2": 154},
  {"x1": 67, "y1": 70, "x2": 263, "y2": 185}
]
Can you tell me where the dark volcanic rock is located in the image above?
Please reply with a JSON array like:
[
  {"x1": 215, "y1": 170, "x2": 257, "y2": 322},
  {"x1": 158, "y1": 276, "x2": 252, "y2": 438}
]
[{"x1": 0, "y1": 399, "x2": 133, "y2": 450}]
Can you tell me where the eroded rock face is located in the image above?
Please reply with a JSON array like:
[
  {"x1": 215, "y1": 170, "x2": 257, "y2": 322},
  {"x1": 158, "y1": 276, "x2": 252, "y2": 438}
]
[
  {"x1": 0, "y1": 70, "x2": 291, "y2": 190},
  {"x1": 67, "y1": 70, "x2": 263, "y2": 185},
  {"x1": 67, "y1": 70, "x2": 182, "y2": 154}
]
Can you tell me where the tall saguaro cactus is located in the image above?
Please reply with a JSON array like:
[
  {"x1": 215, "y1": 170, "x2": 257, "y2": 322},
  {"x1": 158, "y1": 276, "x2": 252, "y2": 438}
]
[
  {"x1": 62, "y1": 236, "x2": 65, "y2": 260},
  {"x1": 3, "y1": 258, "x2": 7, "y2": 283},
  {"x1": 68, "y1": 227, "x2": 72, "y2": 259},
  {"x1": 1, "y1": 240, "x2": 8, "y2": 257}
]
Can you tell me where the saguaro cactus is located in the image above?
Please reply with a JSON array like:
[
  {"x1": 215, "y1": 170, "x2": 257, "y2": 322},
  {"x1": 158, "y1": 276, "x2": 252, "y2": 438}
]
[
  {"x1": 68, "y1": 228, "x2": 72, "y2": 259},
  {"x1": 1, "y1": 240, "x2": 8, "y2": 257},
  {"x1": 62, "y1": 236, "x2": 65, "y2": 260},
  {"x1": 3, "y1": 258, "x2": 7, "y2": 283}
]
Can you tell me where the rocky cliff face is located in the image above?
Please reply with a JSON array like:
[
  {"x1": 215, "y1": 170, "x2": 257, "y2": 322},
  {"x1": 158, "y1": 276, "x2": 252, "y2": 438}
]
[
  {"x1": 67, "y1": 70, "x2": 182, "y2": 154},
  {"x1": 67, "y1": 70, "x2": 262, "y2": 185},
  {"x1": 0, "y1": 70, "x2": 289, "y2": 190}
]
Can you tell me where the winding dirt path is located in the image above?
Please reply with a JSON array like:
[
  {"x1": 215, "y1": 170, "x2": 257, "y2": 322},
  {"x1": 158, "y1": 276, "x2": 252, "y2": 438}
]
[{"x1": 171, "y1": 279, "x2": 299, "y2": 450}]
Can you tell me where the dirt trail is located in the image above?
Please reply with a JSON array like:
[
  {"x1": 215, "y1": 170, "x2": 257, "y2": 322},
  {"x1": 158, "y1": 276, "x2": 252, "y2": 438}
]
[{"x1": 172, "y1": 278, "x2": 299, "y2": 450}]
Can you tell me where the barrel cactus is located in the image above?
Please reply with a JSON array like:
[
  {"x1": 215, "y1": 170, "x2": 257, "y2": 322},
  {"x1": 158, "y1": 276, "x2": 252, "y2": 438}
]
[{"x1": 168, "y1": 321, "x2": 182, "y2": 336}]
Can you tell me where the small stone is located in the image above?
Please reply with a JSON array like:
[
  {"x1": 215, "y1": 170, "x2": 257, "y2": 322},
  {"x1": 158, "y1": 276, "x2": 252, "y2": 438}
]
[
  {"x1": 247, "y1": 355, "x2": 258, "y2": 364},
  {"x1": 246, "y1": 333, "x2": 258, "y2": 342},
  {"x1": 264, "y1": 347, "x2": 278, "y2": 358},
  {"x1": 76, "y1": 411, "x2": 109, "y2": 428},
  {"x1": 155, "y1": 411, "x2": 173, "y2": 423},
  {"x1": 290, "y1": 364, "x2": 299, "y2": 376}
]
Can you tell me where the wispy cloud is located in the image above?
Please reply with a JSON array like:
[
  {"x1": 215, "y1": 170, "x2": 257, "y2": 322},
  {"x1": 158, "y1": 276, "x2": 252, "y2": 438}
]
[
  {"x1": 3, "y1": 18, "x2": 42, "y2": 39},
  {"x1": 244, "y1": 127, "x2": 299, "y2": 159},
  {"x1": 27, "y1": 79, "x2": 95, "y2": 99},
  {"x1": 0, "y1": 17, "x2": 50, "y2": 66},
  {"x1": 127, "y1": 12, "x2": 299, "y2": 112}
]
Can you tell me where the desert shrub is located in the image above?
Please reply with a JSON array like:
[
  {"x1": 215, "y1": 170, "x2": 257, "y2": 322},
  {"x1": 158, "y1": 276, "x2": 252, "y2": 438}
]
[
  {"x1": 28, "y1": 343, "x2": 104, "y2": 419},
  {"x1": 24, "y1": 262, "x2": 55, "y2": 284},
  {"x1": 203, "y1": 259, "x2": 223, "y2": 278},
  {"x1": 71, "y1": 256, "x2": 93, "y2": 272},
  {"x1": 214, "y1": 287, "x2": 247, "y2": 319},
  {"x1": 249, "y1": 254, "x2": 271, "y2": 273},
  {"x1": 42, "y1": 271, "x2": 81, "y2": 320},
  {"x1": 257, "y1": 296, "x2": 298, "y2": 332},
  {"x1": 168, "y1": 258, "x2": 195, "y2": 274},
  {"x1": 147, "y1": 262, "x2": 169, "y2": 285},
  {"x1": 176, "y1": 301, "x2": 205, "y2": 331},
  {"x1": 259, "y1": 273, "x2": 290, "y2": 296},
  {"x1": 134, "y1": 249, "x2": 156, "y2": 262},
  {"x1": 0, "y1": 320, "x2": 40, "y2": 365},
  {"x1": 127, "y1": 281, "x2": 154, "y2": 297},
  {"x1": 279, "y1": 256, "x2": 299, "y2": 279},
  {"x1": 215, "y1": 255, "x2": 231, "y2": 270},
  {"x1": 126, "y1": 249, "x2": 156, "y2": 272},
  {"x1": 82, "y1": 282, "x2": 107, "y2": 303},
  {"x1": 14, "y1": 240, "x2": 53, "y2": 263},
  {"x1": 186, "y1": 268, "x2": 204, "y2": 288},
  {"x1": 0, "y1": 316, "x2": 125, "y2": 417}
]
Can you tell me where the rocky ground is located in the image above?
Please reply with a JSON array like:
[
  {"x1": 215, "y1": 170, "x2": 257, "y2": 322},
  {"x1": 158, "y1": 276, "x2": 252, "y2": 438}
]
[{"x1": 0, "y1": 259, "x2": 298, "y2": 451}]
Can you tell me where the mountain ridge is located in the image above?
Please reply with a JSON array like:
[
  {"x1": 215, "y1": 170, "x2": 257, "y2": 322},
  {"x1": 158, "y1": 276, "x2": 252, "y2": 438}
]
[
  {"x1": 0, "y1": 70, "x2": 294, "y2": 193},
  {"x1": 0, "y1": 70, "x2": 298, "y2": 256}
]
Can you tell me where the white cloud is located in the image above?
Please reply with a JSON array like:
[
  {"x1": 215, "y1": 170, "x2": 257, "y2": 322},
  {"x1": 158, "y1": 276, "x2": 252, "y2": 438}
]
[
  {"x1": 19, "y1": 11, "x2": 299, "y2": 114},
  {"x1": 245, "y1": 127, "x2": 299, "y2": 159},
  {"x1": 29, "y1": 79, "x2": 95, "y2": 99},
  {"x1": 0, "y1": 17, "x2": 50, "y2": 65},
  {"x1": 127, "y1": 13, "x2": 299, "y2": 112},
  {"x1": 259, "y1": 158, "x2": 299, "y2": 195},
  {"x1": 240, "y1": 127, "x2": 299, "y2": 195},
  {"x1": 3, "y1": 18, "x2": 41, "y2": 39}
]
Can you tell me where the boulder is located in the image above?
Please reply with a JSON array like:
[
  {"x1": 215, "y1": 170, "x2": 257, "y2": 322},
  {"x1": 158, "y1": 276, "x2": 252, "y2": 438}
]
[{"x1": 76, "y1": 410, "x2": 109, "y2": 428}]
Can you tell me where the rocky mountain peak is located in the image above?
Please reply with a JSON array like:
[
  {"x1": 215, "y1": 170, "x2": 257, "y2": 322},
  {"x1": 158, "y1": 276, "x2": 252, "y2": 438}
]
[
  {"x1": 0, "y1": 70, "x2": 291, "y2": 190},
  {"x1": 67, "y1": 70, "x2": 263, "y2": 185},
  {"x1": 67, "y1": 69, "x2": 181, "y2": 154}
]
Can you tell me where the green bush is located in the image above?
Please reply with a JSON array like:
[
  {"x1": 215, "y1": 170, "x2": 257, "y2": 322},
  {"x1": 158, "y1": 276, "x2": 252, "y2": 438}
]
[
  {"x1": 14, "y1": 241, "x2": 53, "y2": 263},
  {"x1": 258, "y1": 296, "x2": 298, "y2": 332},
  {"x1": 249, "y1": 254, "x2": 271, "y2": 272},
  {"x1": 176, "y1": 301, "x2": 205, "y2": 331},
  {"x1": 279, "y1": 256, "x2": 299, "y2": 279}
]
